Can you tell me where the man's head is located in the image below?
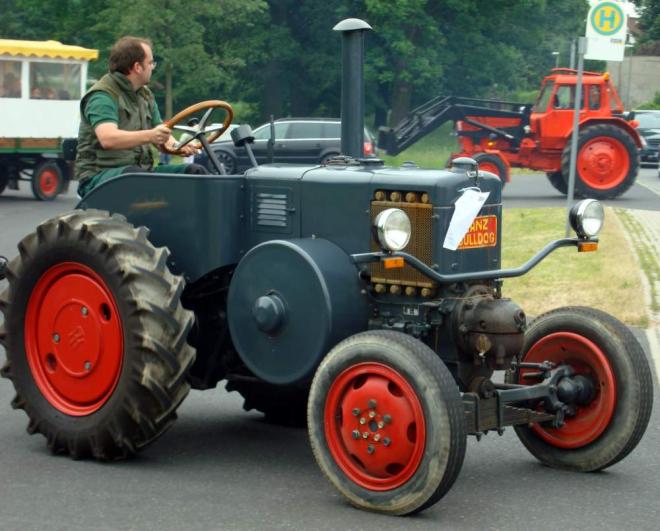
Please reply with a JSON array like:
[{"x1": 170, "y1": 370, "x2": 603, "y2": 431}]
[{"x1": 109, "y1": 36, "x2": 156, "y2": 89}]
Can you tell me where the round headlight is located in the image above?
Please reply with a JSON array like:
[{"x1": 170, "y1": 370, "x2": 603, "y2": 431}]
[
  {"x1": 374, "y1": 208, "x2": 411, "y2": 251},
  {"x1": 569, "y1": 199, "x2": 604, "y2": 238}
]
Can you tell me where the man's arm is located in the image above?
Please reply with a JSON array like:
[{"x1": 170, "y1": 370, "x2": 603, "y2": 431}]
[{"x1": 85, "y1": 92, "x2": 171, "y2": 150}]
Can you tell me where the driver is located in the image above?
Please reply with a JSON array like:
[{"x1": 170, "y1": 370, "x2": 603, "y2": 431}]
[{"x1": 75, "y1": 36, "x2": 208, "y2": 197}]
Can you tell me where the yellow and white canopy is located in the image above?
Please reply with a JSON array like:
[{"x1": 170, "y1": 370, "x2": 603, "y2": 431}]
[{"x1": 0, "y1": 39, "x2": 98, "y2": 61}]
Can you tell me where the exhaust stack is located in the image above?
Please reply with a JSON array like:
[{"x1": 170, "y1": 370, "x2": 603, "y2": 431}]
[{"x1": 333, "y1": 18, "x2": 372, "y2": 159}]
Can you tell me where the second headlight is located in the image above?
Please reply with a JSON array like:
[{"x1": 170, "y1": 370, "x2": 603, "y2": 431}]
[{"x1": 373, "y1": 208, "x2": 412, "y2": 251}]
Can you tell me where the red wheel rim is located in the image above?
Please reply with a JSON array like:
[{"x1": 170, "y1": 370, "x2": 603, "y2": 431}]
[
  {"x1": 324, "y1": 363, "x2": 426, "y2": 491},
  {"x1": 577, "y1": 136, "x2": 629, "y2": 190},
  {"x1": 38, "y1": 168, "x2": 60, "y2": 197},
  {"x1": 24, "y1": 262, "x2": 123, "y2": 415},
  {"x1": 479, "y1": 161, "x2": 502, "y2": 179},
  {"x1": 519, "y1": 332, "x2": 616, "y2": 449}
]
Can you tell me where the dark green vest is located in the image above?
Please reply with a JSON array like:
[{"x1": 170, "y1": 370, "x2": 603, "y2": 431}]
[{"x1": 75, "y1": 72, "x2": 156, "y2": 181}]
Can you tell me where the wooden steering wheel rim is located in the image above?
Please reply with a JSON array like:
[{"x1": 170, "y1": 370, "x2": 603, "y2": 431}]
[{"x1": 162, "y1": 100, "x2": 234, "y2": 155}]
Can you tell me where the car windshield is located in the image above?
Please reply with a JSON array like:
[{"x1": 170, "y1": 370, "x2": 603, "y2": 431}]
[{"x1": 635, "y1": 112, "x2": 660, "y2": 129}]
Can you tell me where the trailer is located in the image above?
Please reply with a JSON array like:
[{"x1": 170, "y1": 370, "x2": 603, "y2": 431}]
[{"x1": 0, "y1": 39, "x2": 97, "y2": 200}]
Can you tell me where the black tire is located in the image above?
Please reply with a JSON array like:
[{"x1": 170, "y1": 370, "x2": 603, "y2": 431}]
[
  {"x1": 213, "y1": 150, "x2": 236, "y2": 174},
  {"x1": 474, "y1": 152, "x2": 507, "y2": 186},
  {"x1": 561, "y1": 124, "x2": 639, "y2": 199},
  {"x1": 512, "y1": 306, "x2": 653, "y2": 472},
  {"x1": 546, "y1": 171, "x2": 568, "y2": 195},
  {"x1": 308, "y1": 330, "x2": 466, "y2": 515},
  {"x1": 0, "y1": 174, "x2": 7, "y2": 195},
  {"x1": 31, "y1": 161, "x2": 63, "y2": 201},
  {"x1": 226, "y1": 380, "x2": 309, "y2": 426},
  {"x1": 0, "y1": 210, "x2": 195, "y2": 460}
]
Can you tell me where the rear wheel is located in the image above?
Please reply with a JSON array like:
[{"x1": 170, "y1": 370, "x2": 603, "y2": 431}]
[
  {"x1": 308, "y1": 331, "x2": 466, "y2": 515},
  {"x1": 562, "y1": 124, "x2": 639, "y2": 199},
  {"x1": 474, "y1": 153, "x2": 508, "y2": 186},
  {"x1": 0, "y1": 210, "x2": 195, "y2": 459},
  {"x1": 512, "y1": 307, "x2": 653, "y2": 471},
  {"x1": 31, "y1": 161, "x2": 63, "y2": 201},
  {"x1": 546, "y1": 171, "x2": 568, "y2": 195}
]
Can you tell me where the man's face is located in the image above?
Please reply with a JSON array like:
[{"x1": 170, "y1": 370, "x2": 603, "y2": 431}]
[{"x1": 135, "y1": 43, "x2": 156, "y2": 86}]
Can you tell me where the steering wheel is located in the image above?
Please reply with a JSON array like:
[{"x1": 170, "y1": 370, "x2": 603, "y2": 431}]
[{"x1": 161, "y1": 100, "x2": 233, "y2": 155}]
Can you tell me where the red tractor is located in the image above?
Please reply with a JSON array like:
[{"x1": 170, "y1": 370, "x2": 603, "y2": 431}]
[{"x1": 379, "y1": 69, "x2": 642, "y2": 199}]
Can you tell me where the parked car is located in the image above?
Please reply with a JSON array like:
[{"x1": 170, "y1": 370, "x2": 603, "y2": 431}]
[
  {"x1": 196, "y1": 117, "x2": 376, "y2": 173},
  {"x1": 634, "y1": 109, "x2": 660, "y2": 166}
]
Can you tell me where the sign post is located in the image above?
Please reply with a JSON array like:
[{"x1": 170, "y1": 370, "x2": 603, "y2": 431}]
[{"x1": 565, "y1": 1, "x2": 627, "y2": 235}]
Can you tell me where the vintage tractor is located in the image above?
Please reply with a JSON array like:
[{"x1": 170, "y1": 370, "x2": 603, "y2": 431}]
[
  {"x1": 379, "y1": 68, "x2": 642, "y2": 199},
  {"x1": 0, "y1": 20, "x2": 653, "y2": 516}
]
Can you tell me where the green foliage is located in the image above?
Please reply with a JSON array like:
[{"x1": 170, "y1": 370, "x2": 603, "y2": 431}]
[
  {"x1": 636, "y1": 91, "x2": 660, "y2": 110},
  {"x1": 1, "y1": 0, "x2": 594, "y2": 127}
]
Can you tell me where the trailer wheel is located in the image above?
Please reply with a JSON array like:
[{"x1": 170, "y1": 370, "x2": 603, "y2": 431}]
[
  {"x1": 0, "y1": 210, "x2": 195, "y2": 460},
  {"x1": 512, "y1": 307, "x2": 653, "y2": 471},
  {"x1": 545, "y1": 171, "x2": 568, "y2": 195},
  {"x1": 31, "y1": 161, "x2": 63, "y2": 201},
  {"x1": 308, "y1": 331, "x2": 466, "y2": 515},
  {"x1": 474, "y1": 153, "x2": 507, "y2": 186},
  {"x1": 226, "y1": 380, "x2": 309, "y2": 426},
  {"x1": 562, "y1": 124, "x2": 639, "y2": 199}
]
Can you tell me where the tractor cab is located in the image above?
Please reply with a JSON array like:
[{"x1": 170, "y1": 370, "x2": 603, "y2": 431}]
[{"x1": 530, "y1": 69, "x2": 628, "y2": 150}]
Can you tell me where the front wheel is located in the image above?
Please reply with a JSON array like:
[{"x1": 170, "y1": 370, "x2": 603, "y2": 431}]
[
  {"x1": 562, "y1": 124, "x2": 639, "y2": 199},
  {"x1": 31, "y1": 161, "x2": 63, "y2": 201},
  {"x1": 474, "y1": 152, "x2": 508, "y2": 186},
  {"x1": 546, "y1": 171, "x2": 568, "y2": 195},
  {"x1": 308, "y1": 331, "x2": 466, "y2": 515},
  {"x1": 512, "y1": 307, "x2": 653, "y2": 471}
]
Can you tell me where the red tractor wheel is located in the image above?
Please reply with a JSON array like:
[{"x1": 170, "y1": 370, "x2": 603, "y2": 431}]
[
  {"x1": 474, "y1": 153, "x2": 508, "y2": 186},
  {"x1": 31, "y1": 161, "x2": 63, "y2": 201},
  {"x1": 308, "y1": 331, "x2": 466, "y2": 515},
  {"x1": 562, "y1": 124, "x2": 639, "y2": 199},
  {"x1": 0, "y1": 210, "x2": 195, "y2": 459},
  {"x1": 512, "y1": 307, "x2": 653, "y2": 471}
]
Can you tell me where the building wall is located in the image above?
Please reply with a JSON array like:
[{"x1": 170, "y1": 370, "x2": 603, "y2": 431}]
[{"x1": 608, "y1": 55, "x2": 660, "y2": 109}]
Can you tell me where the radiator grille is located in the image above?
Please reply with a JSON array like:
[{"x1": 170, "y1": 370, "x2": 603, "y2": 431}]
[{"x1": 369, "y1": 198, "x2": 436, "y2": 289}]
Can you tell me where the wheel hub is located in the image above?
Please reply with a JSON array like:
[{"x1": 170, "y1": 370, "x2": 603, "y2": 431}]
[
  {"x1": 25, "y1": 262, "x2": 123, "y2": 415},
  {"x1": 324, "y1": 363, "x2": 426, "y2": 490},
  {"x1": 578, "y1": 136, "x2": 628, "y2": 189}
]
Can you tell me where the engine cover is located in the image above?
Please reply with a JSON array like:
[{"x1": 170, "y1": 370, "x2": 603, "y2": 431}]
[{"x1": 227, "y1": 238, "x2": 368, "y2": 384}]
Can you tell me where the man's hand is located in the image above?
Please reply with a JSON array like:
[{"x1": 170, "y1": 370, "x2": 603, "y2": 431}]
[{"x1": 149, "y1": 124, "x2": 172, "y2": 145}]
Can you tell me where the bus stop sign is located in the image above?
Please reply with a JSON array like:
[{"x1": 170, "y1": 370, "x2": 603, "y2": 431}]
[{"x1": 585, "y1": 1, "x2": 627, "y2": 62}]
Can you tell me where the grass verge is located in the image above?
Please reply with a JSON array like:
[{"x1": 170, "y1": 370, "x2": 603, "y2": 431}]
[{"x1": 501, "y1": 207, "x2": 647, "y2": 327}]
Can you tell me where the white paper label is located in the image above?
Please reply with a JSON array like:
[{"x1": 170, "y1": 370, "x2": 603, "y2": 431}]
[{"x1": 443, "y1": 189, "x2": 490, "y2": 251}]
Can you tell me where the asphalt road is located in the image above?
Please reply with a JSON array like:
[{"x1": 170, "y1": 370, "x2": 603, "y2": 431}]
[{"x1": 0, "y1": 168, "x2": 658, "y2": 530}]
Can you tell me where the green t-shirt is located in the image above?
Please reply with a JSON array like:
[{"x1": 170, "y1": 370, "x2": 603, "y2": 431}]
[{"x1": 84, "y1": 92, "x2": 163, "y2": 129}]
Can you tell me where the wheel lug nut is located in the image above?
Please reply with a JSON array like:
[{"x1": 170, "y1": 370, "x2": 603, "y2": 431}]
[
  {"x1": 352, "y1": 430, "x2": 360, "y2": 440},
  {"x1": 352, "y1": 408, "x2": 361, "y2": 416},
  {"x1": 367, "y1": 445, "x2": 375, "y2": 454},
  {"x1": 362, "y1": 432, "x2": 369, "y2": 439},
  {"x1": 84, "y1": 361, "x2": 92, "y2": 371},
  {"x1": 359, "y1": 417, "x2": 366, "y2": 425},
  {"x1": 383, "y1": 437, "x2": 391, "y2": 447},
  {"x1": 52, "y1": 333, "x2": 60, "y2": 343},
  {"x1": 374, "y1": 434, "x2": 381, "y2": 442},
  {"x1": 368, "y1": 399, "x2": 377, "y2": 409},
  {"x1": 383, "y1": 414, "x2": 392, "y2": 424},
  {"x1": 378, "y1": 421, "x2": 385, "y2": 429},
  {"x1": 368, "y1": 411, "x2": 376, "y2": 418},
  {"x1": 81, "y1": 306, "x2": 88, "y2": 316}
]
